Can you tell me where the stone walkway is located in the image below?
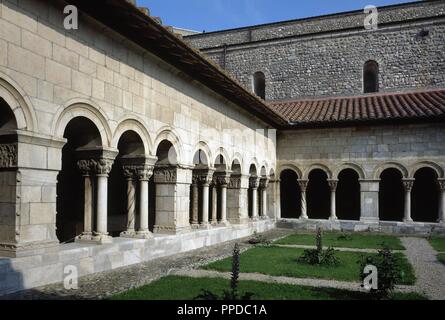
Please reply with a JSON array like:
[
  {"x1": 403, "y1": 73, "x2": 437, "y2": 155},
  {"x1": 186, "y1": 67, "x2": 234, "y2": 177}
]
[
  {"x1": 401, "y1": 237, "x2": 445, "y2": 300},
  {"x1": 0, "y1": 229, "x2": 291, "y2": 300}
]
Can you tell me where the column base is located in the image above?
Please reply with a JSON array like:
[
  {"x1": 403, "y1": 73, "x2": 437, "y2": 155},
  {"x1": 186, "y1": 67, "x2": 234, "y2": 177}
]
[
  {"x1": 76, "y1": 233, "x2": 112, "y2": 244},
  {"x1": 120, "y1": 230, "x2": 137, "y2": 238},
  {"x1": 218, "y1": 221, "x2": 231, "y2": 227},
  {"x1": 299, "y1": 215, "x2": 309, "y2": 220},
  {"x1": 153, "y1": 225, "x2": 191, "y2": 235},
  {"x1": 199, "y1": 223, "x2": 211, "y2": 230},
  {"x1": 210, "y1": 220, "x2": 218, "y2": 226},
  {"x1": 135, "y1": 231, "x2": 153, "y2": 239},
  {"x1": 403, "y1": 218, "x2": 414, "y2": 224},
  {"x1": 250, "y1": 216, "x2": 260, "y2": 222},
  {"x1": 329, "y1": 216, "x2": 338, "y2": 221},
  {"x1": 360, "y1": 217, "x2": 379, "y2": 224}
]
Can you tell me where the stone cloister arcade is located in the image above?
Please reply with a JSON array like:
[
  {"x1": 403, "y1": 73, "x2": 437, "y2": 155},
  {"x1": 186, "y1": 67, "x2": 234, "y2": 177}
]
[{"x1": 279, "y1": 163, "x2": 445, "y2": 224}]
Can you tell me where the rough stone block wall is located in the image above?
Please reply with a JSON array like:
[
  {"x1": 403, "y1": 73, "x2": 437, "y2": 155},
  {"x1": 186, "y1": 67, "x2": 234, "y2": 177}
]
[{"x1": 186, "y1": 1, "x2": 445, "y2": 100}]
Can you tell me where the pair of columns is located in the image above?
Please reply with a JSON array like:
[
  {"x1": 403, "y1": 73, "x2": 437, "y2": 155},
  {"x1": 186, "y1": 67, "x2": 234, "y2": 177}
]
[
  {"x1": 249, "y1": 176, "x2": 270, "y2": 220},
  {"x1": 191, "y1": 170, "x2": 230, "y2": 227},
  {"x1": 297, "y1": 179, "x2": 338, "y2": 220},
  {"x1": 77, "y1": 158, "x2": 114, "y2": 244},
  {"x1": 119, "y1": 163, "x2": 154, "y2": 239},
  {"x1": 402, "y1": 178, "x2": 445, "y2": 223}
]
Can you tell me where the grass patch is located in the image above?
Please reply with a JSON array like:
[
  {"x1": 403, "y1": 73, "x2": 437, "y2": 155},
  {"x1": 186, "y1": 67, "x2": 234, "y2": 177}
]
[
  {"x1": 203, "y1": 246, "x2": 415, "y2": 285},
  {"x1": 111, "y1": 275, "x2": 425, "y2": 300},
  {"x1": 275, "y1": 232, "x2": 404, "y2": 250},
  {"x1": 438, "y1": 253, "x2": 445, "y2": 265},
  {"x1": 429, "y1": 237, "x2": 445, "y2": 252}
]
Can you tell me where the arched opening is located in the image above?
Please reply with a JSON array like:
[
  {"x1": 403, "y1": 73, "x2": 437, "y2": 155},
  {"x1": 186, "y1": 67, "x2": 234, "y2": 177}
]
[
  {"x1": 248, "y1": 164, "x2": 258, "y2": 218},
  {"x1": 214, "y1": 154, "x2": 227, "y2": 222},
  {"x1": 379, "y1": 168, "x2": 404, "y2": 222},
  {"x1": 336, "y1": 169, "x2": 361, "y2": 220},
  {"x1": 280, "y1": 169, "x2": 301, "y2": 218},
  {"x1": 108, "y1": 131, "x2": 145, "y2": 237},
  {"x1": 192, "y1": 149, "x2": 210, "y2": 225},
  {"x1": 363, "y1": 60, "x2": 379, "y2": 93},
  {"x1": 56, "y1": 116, "x2": 102, "y2": 243},
  {"x1": 156, "y1": 140, "x2": 177, "y2": 165},
  {"x1": 307, "y1": 169, "x2": 330, "y2": 219},
  {"x1": 0, "y1": 98, "x2": 18, "y2": 130},
  {"x1": 253, "y1": 71, "x2": 266, "y2": 100},
  {"x1": 412, "y1": 168, "x2": 439, "y2": 223}
]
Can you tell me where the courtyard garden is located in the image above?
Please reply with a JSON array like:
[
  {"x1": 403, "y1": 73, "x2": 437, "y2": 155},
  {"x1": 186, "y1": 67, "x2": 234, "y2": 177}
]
[
  {"x1": 112, "y1": 230, "x2": 438, "y2": 300},
  {"x1": 429, "y1": 237, "x2": 445, "y2": 265}
]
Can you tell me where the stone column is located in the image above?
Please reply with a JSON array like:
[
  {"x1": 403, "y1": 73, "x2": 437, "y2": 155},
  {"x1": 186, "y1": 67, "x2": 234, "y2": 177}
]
[
  {"x1": 76, "y1": 160, "x2": 94, "y2": 241},
  {"x1": 438, "y1": 179, "x2": 445, "y2": 224},
  {"x1": 227, "y1": 174, "x2": 250, "y2": 224},
  {"x1": 120, "y1": 166, "x2": 137, "y2": 237},
  {"x1": 249, "y1": 176, "x2": 260, "y2": 220},
  {"x1": 137, "y1": 166, "x2": 154, "y2": 238},
  {"x1": 359, "y1": 179, "x2": 380, "y2": 224},
  {"x1": 328, "y1": 179, "x2": 338, "y2": 220},
  {"x1": 298, "y1": 179, "x2": 309, "y2": 219},
  {"x1": 260, "y1": 178, "x2": 269, "y2": 219},
  {"x1": 191, "y1": 176, "x2": 199, "y2": 227},
  {"x1": 216, "y1": 174, "x2": 230, "y2": 225},
  {"x1": 201, "y1": 178, "x2": 210, "y2": 227},
  {"x1": 93, "y1": 158, "x2": 113, "y2": 244},
  {"x1": 402, "y1": 179, "x2": 415, "y2": 223},
  {"x1": 211, "y1": 183, "x2": 218, "y2": 225}
]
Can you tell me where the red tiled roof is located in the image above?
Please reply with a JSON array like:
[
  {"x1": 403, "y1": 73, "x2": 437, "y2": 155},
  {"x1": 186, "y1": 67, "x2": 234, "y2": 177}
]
[{"x1": 268, "y1": 89, "x2": 445, "y2": 128}]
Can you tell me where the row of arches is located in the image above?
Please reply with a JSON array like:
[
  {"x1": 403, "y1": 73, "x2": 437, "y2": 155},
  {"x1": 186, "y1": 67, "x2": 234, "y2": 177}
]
[
  {"x1": 56, "y1": 116, "x2": 275, "y2": 242},
  {"x1": 280, "y1": 165, "x2": 444, "y2": 223}
]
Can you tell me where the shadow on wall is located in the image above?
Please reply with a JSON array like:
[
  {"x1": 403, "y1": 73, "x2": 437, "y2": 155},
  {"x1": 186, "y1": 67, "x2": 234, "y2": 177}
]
[{"x1": 0, "y1": 259, "x2": 24, "y2": 298}]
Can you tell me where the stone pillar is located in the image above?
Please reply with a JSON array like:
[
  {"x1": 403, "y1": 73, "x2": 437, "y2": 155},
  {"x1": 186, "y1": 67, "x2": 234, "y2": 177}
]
[
  {"x1": 77, "y1": 160, "x2": 94, "y2": 241},
  {"x1": 249, "y1": 176, "x2": 260, "y2": 220},
  {"x1": 260, "y1": 178, "x2": 269, "y2": 219},
  {"x1": 298, "y1": 179, "x2": 309, "y2": 219},
  {"x1": 438, "y1": 179, "x2": 445, "y2": 224},
  {"x1": 120, "y1": 167, "x2": 137, "y2": 237},
  {"x1": 227, "y1": 174, "x2": 250, "y2": 224},
  {"x1": 359, "y1": 179, "x2": 380, "y2": 223},
  {"x1": 93, "y1": 158, "x2": 113, "y2": 244},
  {"x1": 215, "y1": 174, "x2": 230, "y2": 225},
  {"x1": 191, "y1": 177, "x2": 199, "y2": 226},
  {"x1": 201, "y1": 179, "x2": 210, "y2": 226},
  {"x1": 154, "y1": 165, "x2": 193, "y2": 234},
  {"x1": 137, "y1": 166, "x2": 154, "y2": 238},
  {"x1": 402, "y1": 179, "x2": 415, "y2": 223},
  {"x1": 211, "y1": 184, "x2": 218, "y2": 225},
  {"x1": 328, "y1": 179, "x2": 338, "y2": 220}
]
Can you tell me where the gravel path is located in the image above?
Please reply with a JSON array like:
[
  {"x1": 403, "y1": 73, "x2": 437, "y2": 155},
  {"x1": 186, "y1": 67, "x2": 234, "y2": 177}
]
[
  {"x1": 0, "y1": 229, "x2": 291, "y2": 300},
  {"x1": 173, "y1": 269, "x2": 415, "y2": 294},
  {"x1": 401, "y1": 237, "x2": 445, "y2": 300}
]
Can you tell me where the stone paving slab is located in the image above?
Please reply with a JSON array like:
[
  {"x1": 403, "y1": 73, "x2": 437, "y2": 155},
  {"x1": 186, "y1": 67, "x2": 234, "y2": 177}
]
[{"x1": 0, "y1": 229, "x2": 291, "y2": 300}]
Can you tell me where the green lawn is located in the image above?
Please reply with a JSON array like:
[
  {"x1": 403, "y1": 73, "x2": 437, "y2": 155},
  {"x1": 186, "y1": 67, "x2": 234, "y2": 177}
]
[
  {"x1": 111, "y1": 275, "x2": 425, "y2": 300},
  {"x1": 203, "y1": 246, "x2": 415, "y2": 285},
  {"x1": 275, "y1": 232, "x2": 404, "y2": 250},
  {"x1": 429, "y1": 237, "x2": 445, "y2": 252},
  {"x1": 438, "y1": 253, "x2": 445, "y2": 265}
]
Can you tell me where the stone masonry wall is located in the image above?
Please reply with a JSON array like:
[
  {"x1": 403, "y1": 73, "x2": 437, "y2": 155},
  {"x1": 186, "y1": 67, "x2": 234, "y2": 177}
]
[
  {"x1": 277, "y1": 122, "x2": 445, "y2": 179},
  {"x1": 185, "y1": 1, "x2": 445, "y2": 100}
]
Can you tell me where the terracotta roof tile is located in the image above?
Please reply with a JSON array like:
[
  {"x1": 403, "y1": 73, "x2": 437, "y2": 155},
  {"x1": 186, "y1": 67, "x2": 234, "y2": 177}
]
[{"x1": 268, "y1": 89, "x2": 445, "y2": 128}]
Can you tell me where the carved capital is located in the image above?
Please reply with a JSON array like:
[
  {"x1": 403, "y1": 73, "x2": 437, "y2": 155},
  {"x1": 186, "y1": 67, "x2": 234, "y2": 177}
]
[
  {"x1": 77, "y1": 159, "x2": 94, "y2": 175},
  {"x1": 403, "y1": 179, "x2": 415, "y2": 192},
  {"x1": 0, "y1": 144, "x2": 17, "y2": 168},
  {"x1": 93, "y1": 158, "x2": 114, "y2": 175},
  {"x1": 328, "y1": 179, "x2": 339, "y2": 191},
  {"x1": 215, "y1": 174, "x2": 231, "y2": 187},
  {"x1": 438, "y1": 179, "x2": 445, "y2": 191},
  {"x1": 122, "y1": 165, "x2": 139, "y2": 179},
  {"x1": 249, "y1": 176, "x2": 260, "y2": 189},
  {"x1": 138, "y1": 166, "x2": 154, "y2": 181},
  {"x1": 228, "y1": 175, "x2": 241, "y2": 189},
  {"x1": 298, "y1": 179, "x2": 309, "y2": 192},
  {"x1": 154, "y1": 166, "x2": 177, "y2": 184},
  {"x1": 259, "y1": 178, "x2": 269, "y2": 189},
  {"x1": 198, "y1": 174, "x2": 213, "y2": 186}
]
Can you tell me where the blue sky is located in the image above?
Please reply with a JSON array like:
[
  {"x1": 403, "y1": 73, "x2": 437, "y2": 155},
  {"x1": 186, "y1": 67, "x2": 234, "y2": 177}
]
[{"x1": 137, "y1": 0, "x2": 417, "y2": 32}]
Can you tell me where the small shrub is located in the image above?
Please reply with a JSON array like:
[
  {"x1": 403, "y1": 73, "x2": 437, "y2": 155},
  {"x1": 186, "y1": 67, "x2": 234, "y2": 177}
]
[
  {"x1": 248, "y1": 231, "x2": 271, "y2": 246},
  {"x1": 337, "y1": 232, "x2": 353, "y2": 241},
  {"x1": 195, "y1": 243, "x2": 254, "y2": 300},
  {"x1": 297, "y1": 228, "x2": 339, "y2": 266},
  {"x1": 359, "y1": 246, "x2": 402, "y2": 300}
]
